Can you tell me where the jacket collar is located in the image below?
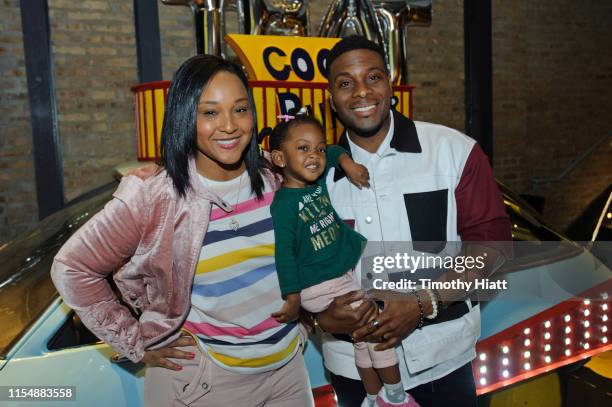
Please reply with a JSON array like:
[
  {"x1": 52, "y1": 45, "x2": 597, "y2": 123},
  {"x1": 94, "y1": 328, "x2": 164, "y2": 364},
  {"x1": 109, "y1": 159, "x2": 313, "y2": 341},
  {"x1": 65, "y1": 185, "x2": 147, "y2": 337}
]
[{"x1": 333, "y1": 110, "x2": 422, "y2": 181}]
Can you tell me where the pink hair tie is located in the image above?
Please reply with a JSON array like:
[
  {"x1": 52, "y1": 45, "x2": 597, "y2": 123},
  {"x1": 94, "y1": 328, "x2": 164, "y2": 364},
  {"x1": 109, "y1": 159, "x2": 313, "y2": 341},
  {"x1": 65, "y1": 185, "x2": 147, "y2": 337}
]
[{"x1": 276, "y1": 114, "x2": 295, "y2": 122}]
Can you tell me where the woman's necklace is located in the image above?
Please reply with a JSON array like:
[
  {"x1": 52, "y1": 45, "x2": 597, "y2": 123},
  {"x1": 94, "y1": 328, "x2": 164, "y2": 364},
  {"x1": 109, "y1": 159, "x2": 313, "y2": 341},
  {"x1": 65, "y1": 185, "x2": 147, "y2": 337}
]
[
  {"x1": 228, "y1": 178, "x2": 242, "y2": 231},
  {"x1": 200, "y1": 171, "x2": 245, "y2": 231},
  {"x1": 227, "y1": 172, "x2": 245, "y2": 231}
]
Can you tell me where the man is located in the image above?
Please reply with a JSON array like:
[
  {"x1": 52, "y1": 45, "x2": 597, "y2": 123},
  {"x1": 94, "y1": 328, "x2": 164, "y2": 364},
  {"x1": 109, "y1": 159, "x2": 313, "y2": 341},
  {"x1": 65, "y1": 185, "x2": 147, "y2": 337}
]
[{"x1": 316, "y1": 36, "x2": 512, "y2": 406}]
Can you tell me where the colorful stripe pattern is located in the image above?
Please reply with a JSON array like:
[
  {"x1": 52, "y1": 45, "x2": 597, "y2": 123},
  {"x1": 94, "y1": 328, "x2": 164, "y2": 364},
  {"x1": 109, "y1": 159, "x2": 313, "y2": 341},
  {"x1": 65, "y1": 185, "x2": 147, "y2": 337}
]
[{"x1": 185, "y1": 175, "x2": 299, "y2": 373}]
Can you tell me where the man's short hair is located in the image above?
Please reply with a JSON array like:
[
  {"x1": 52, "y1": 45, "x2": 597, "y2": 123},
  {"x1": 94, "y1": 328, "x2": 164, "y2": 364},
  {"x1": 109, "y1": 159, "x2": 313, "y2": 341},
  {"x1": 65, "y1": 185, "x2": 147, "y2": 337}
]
[{"x1": 326, "y1": 35, "x2": 387, "y2": 76}]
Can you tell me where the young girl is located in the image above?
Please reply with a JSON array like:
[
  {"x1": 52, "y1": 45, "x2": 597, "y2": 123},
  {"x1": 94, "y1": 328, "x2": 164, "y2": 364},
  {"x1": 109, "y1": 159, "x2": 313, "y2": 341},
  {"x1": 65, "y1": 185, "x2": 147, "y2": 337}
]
[{"x1": 267, "y1": 114, "x2": 419, "y2": 407}]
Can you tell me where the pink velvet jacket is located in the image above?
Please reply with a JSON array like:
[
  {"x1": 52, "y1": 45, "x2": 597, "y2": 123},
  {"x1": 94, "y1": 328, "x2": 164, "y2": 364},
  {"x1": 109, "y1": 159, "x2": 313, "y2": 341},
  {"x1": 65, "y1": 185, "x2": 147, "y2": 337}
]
[{"x1": 51, "y1": 161, "x2": 277, "y2": 363}]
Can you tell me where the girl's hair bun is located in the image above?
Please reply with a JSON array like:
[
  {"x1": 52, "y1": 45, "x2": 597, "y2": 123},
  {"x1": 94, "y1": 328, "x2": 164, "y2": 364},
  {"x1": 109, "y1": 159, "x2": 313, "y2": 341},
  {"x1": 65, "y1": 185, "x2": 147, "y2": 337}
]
[{"x1": 290, "y1": 106, "x2": 311, "y2": 118}]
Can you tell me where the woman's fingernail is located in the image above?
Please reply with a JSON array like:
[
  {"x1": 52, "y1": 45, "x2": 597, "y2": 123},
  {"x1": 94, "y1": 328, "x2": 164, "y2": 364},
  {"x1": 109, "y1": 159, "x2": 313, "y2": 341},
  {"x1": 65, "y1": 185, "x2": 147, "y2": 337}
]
[
  {"x1": 177, "y1": 365, "x2": 183, "y2": 371},
  {"x1": 189, "y1": 352, "x2": 196, "y2": 359}
]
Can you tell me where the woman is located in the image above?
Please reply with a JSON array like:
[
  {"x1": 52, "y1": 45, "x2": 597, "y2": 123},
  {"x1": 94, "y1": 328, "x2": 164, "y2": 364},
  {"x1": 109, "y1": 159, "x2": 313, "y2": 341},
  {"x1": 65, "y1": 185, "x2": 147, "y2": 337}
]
[{"x1": 51, "y1": 55, "x2": 313, "y2": 406}]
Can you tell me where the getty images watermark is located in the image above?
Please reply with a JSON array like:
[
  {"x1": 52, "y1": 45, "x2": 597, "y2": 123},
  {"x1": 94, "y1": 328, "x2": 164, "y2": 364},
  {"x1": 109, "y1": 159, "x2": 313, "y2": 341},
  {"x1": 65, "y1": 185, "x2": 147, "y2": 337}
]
[
  {"x1": 369, "y1": 251, "x2": 507, "y2": 291},
  {"x1": 358, "y1": 240, "x2": 611, "y2": 302}
]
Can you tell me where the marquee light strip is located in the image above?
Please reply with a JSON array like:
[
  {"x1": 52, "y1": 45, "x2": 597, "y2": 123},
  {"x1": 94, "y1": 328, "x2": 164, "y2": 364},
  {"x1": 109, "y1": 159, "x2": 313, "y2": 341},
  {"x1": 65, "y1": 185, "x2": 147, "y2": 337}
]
[{"x1": 474, "y1": 278, "x2": 611, "y2": 395}]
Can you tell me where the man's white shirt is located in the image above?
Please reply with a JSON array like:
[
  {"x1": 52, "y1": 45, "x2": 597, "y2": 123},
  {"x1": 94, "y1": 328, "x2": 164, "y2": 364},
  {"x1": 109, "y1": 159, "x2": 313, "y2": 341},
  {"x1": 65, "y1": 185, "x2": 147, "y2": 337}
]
[{"x1": 324, "y1": 112, "x2": 481, "y2": 389}]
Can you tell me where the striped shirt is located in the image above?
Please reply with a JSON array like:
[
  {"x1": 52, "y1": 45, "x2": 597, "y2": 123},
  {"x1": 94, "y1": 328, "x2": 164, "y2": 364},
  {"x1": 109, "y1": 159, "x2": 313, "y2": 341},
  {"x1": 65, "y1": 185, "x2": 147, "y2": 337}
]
[{"x1": 184, "y1": 172, "x2": 300, "y2": 374}]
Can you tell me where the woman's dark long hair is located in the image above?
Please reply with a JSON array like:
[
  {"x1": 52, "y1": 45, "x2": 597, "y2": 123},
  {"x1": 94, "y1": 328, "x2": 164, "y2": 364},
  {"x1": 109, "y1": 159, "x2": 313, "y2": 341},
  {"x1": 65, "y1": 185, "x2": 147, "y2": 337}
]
[{"x1": 159, "y1": 55, "x2": 267, "y2": 199}]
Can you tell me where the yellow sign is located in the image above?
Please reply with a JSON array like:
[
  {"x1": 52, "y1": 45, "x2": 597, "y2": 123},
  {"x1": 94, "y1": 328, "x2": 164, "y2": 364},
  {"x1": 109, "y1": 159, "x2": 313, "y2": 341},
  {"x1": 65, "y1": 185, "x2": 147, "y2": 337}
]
[{"x1": 226, "y1": 34, "x2": 340, "y2": 82}]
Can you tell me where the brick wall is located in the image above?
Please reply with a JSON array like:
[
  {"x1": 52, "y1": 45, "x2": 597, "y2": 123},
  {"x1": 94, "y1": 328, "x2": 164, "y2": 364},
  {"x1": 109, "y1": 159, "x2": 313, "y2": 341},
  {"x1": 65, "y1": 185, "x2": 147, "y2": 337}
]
[
  {"x1": 0, "y1": 0, "x2": 37, "y2": 244},
  {"x1": 49, "y1": 0, "x2": 137, "y2": 202},
  {"x1": 158, "y1": 3, "x2": 194, "y2": 80},
  {"x1": 404, "y1": 0, "x2": 465, "y2": 131},
  {"x1": 491, "y1": 1, "x2": 529, "y2": 191},
  {"x1": 492, "y1": 0, "x2": 612, "y2": 231},
  {"x1": 1, "y1": 0, "x2": 610, "y2": 244}
]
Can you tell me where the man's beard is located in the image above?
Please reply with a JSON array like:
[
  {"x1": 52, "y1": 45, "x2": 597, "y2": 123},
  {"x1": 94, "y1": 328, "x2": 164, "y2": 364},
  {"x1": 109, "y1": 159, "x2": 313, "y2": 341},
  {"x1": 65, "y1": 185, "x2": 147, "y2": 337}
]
[{"x1": 343, "y1": 113, "x2": 389, "y2": 138}]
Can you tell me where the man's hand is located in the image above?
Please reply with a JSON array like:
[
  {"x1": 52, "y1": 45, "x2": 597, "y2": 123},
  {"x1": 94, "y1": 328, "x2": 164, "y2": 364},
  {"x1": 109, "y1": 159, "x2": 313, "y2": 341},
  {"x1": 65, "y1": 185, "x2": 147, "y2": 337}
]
[
  {"x1": 354, "y1": 290, "x2": 428, "y2": 351},
  {"x1": 316, "y1": 290, "x2": 377, "y2": 334},
  {"x1": 141, "y1": 334, "x2": 196, "y2": 371},
  {"x1": 272, "y1": 293, "x2": 301, "y2": 323}
]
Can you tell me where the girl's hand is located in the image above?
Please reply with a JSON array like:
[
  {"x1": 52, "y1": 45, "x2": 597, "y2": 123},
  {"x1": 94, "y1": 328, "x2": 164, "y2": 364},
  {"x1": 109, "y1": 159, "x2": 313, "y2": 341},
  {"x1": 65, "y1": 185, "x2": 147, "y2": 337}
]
[
  {"x1": 340, "y1": 157, "x2": 370, "y2": 189},
  {"x1": 141, "y1": 334, "x2": 196, "y2": 371},
  {"x1": 271, "y1": 294, "x2": 301, "y2": 323}
]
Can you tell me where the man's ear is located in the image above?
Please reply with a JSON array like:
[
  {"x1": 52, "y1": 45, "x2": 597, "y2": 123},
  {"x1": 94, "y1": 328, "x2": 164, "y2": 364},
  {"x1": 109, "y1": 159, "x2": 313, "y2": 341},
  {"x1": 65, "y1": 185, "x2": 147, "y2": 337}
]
[
  {"x1": 329, "y1": 95, "x2": 336, "y2": 112},
  {"x1": 270, "y1": 150, "x2": 286, "y2": 168}
]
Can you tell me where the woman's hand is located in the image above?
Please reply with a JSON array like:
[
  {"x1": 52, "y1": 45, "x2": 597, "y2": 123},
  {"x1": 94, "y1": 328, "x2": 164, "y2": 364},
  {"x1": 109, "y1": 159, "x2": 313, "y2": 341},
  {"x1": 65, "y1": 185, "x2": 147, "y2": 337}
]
[
  {"x1": 271, "y1": 293, "x2": 301, "y2": 323},
  {"x1": 141, "y1": 334, "x2": 196, "y2": 371},
  {"x1": 316, "y1": 290, "x2": 377, "y2": 334},
  {"x1": 339, "y1": 155, "x2": 370, "y2": 189}
]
